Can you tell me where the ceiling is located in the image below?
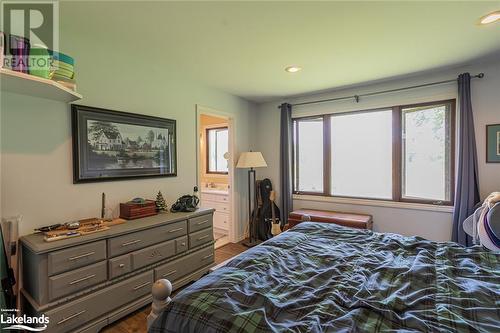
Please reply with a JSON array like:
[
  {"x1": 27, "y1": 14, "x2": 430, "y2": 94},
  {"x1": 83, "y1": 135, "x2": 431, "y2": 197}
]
[{"x1": 62, "y1": 1, "x2": 500, "y2": 102}]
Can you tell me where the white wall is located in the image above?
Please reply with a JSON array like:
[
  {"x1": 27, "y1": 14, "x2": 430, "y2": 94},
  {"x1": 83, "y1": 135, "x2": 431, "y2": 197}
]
[
  {"x1": 0, "y1": 9, "x2": 256, "y2": 236},
  {"x1": 255, "y1": 57, "x2": 500, "y2": 241}
]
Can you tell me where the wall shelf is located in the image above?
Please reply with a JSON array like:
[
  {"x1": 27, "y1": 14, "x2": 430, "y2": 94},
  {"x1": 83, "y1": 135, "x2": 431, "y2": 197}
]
[{"x1": 0, "y1": 68, "x2": 82, "y2": 103}]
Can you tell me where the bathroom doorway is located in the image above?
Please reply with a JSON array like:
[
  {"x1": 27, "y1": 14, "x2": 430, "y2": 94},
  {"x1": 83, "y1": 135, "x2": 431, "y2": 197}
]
[{"x1": 196, "y1": 106, "x2": 235, "y2": 248}]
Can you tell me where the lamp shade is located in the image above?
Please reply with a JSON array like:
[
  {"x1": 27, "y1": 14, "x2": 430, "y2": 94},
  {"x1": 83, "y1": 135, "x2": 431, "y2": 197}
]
[{"x1": 236, "y1": 152, "x2": 267, "y2": 168}]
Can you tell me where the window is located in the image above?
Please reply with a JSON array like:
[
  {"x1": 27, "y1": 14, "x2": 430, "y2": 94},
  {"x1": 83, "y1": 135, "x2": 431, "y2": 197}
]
[
  {"x1": 401, "y1": 103, "x2": 453, "y2": 203},
  {"x1": 206, "y1": 127, "x2": 228, "y2": 174},
  {"x1": 293, "y1": 117, "x2": 324, "y2": 193},
  {"x1": 330, "y1": 110, "x2": 393, "y2": 199},
  {"x1": 292, "y1": 100, "x2": 455, "y2": 205}
]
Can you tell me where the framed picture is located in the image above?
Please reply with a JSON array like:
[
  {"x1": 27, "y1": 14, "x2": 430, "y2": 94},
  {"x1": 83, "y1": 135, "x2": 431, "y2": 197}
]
[
  {"x1": 486, "y1": 123, "x2": 500, "y2": 163},
  {"x1": 72, "y1": 104, "x2": 177, "y2": 183}
]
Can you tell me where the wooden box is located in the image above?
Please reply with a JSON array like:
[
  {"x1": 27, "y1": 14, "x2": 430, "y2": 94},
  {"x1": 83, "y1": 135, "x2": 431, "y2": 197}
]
[
  {"x1": 288, "y1": 209, "x2": 372, "y2": 230},
  {"x1": 119, "y1": 200, "x2": 157, "y2": 220}
]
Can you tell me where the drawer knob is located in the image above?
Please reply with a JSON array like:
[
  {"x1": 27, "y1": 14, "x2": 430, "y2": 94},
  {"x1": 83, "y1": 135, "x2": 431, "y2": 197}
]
[
  {"x1": 57, "y1": 310, "x2": 86, "y2": 325},
  {"x1": 198, "y1": 235, "x2": 209, "y2": 241},
  {"x1": 181, "y1": 242, "x2": 186, "y2": 246},
  {"x1": 68, "y1": 251, "x2": 95, "y2": 261},
  {"x1": 119, "y1": 263, "x2": 125, "y2": 268},
  {"x1": 196, "y1": 220, "x2": 209, "y2": 225}
]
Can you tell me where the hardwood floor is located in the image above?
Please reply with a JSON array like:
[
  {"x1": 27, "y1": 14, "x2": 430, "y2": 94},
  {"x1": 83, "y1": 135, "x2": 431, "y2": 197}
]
[
  {"x1": 214, "y1": 242, "x2": 247, "y2": 264},
  {"x1": 101, "y1": 242, "x2": 247, "y2": 333}
]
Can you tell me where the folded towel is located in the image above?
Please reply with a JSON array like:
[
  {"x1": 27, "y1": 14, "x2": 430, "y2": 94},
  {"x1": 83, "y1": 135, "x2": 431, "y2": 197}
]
[
  {"x1": 52, "y1": 60, "x2": 74, "y2": 72},
  {"x1": 51, "y1": 73, "x2": 75, "y2": 82},
  {"x1": 51, "y1": 67, "x2": 74, "y2": 79},
  {"x1": 48, "y1": 50, "x2": 74, "y2": 65}
]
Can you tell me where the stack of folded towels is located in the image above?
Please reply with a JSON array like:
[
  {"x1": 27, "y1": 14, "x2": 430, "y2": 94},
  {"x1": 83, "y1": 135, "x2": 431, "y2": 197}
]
[{"x1": 49, "y1": 50, "x2": 76, "y2": 91}]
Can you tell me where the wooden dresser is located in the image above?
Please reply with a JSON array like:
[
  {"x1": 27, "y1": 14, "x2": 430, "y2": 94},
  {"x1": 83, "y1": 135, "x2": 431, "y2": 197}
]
[{"x1": 20, "y1": 209, "x2": 215, "y2": 333}]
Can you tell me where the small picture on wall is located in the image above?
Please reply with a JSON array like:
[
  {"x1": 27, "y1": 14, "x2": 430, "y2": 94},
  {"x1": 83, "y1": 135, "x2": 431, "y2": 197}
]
[
  {"x1": 72, "y1": 104, "x2": 177, "y2": 182},
  {"x1": 497, "y1": 131, "x2": 500, "y2": 156},
  {"x1": 486, "y1": 123, "x2": 500, "y2": 163}
]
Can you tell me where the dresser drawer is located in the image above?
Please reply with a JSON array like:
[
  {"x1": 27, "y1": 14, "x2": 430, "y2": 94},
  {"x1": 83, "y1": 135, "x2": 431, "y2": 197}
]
[
  {"x1": 176, "y1": 236, "x2": 188, "y2": 254},
  {"x1": 48, "y1": 261, "x2": 107, "y2": 301},
  {"x1": 213, "y1": 211, "x2": 229, "y2": 231},
  {"x1": 189, "y1": 228, "x2": 214, "y2": 249},
  {"x1": 201, "y1": 200, "x2": 229, "y2": 213},
  {"x1": 154, "y1": 258, "x2": 184, "y2": 282},
  {"x1": 188, "y1": 214, "x2": 213, "y2": 233},
  {"x1": 44, "y1": 270, "x2": 153, "y2": 333},
  {"x1": 154, "y1": 245, "x2": 215, "y2": 282},
  {"x1": 108, "y1": 254, "x2": 132, "y2": 279},
  {"x1": 131, "y1": 239, "x2": 175, "y2": 270},
  {"x1": 201, "y1": 192, "x2": 229, "y2": 202},
  {"x1": 108, "y1": 220, "x2": 187, "y2": 257},
  {"x1": 194, "y1": 245, "x2": 215, "y2": 268},
  {"x1": 48, "y1": 241, "x2": 106, "y2": 276}
]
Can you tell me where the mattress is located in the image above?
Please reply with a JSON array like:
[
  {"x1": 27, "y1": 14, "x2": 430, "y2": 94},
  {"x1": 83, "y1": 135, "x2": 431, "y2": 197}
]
[{"x1": 150, "y1": 222, "x2": 500, "y2": 332}]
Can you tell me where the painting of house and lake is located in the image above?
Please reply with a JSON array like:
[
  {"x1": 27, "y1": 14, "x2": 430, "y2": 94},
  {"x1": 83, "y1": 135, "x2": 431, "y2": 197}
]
[
  {"x1": 88, "y1": 120, "x2": 170, "y2": 169},
  {"x1": 72, "y1": 105, "x2": 177, "y2": 183}
]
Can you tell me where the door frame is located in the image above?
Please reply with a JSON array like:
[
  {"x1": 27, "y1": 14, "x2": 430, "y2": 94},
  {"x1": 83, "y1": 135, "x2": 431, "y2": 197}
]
[{"x1": 195, "y1": 105, "x2": 237, "y2": 243}]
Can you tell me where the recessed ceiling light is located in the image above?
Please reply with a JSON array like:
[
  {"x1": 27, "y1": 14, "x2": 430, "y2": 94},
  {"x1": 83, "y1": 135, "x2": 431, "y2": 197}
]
[
  {"x1": 285, "y1": 66, "x2": 302, "y2": 73},
  {"x1": 480, "y1": 11, "x2": 500, "y2": 25}
]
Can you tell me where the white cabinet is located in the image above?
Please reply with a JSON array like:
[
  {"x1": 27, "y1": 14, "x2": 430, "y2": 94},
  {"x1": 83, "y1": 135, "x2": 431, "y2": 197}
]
[
  {"x1": 201, "y1": 192, "x2": 230, "y2": 231},
  {"x1": 213, "y1": 211, "x2": 229, "y2": 231}
]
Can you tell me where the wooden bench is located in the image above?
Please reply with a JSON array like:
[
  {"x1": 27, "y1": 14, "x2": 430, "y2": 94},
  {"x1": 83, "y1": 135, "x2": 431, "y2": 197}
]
[{"x1": 288, "y1": 209, "x2": 373, "y2": 230}]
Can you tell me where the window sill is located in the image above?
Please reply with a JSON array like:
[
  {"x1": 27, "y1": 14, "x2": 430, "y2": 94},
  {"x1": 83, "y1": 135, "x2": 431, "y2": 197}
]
[
  {"x1": 203, "y1": 173, "x2": 228, "y2": 179},
  {"x1": 293, "y1": 194, "x2": 454, "y2": 213}
]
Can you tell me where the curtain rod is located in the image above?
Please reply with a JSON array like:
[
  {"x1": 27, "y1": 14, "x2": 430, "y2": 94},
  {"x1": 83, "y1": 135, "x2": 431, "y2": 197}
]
[{"x1": 280, "y1": 73, "x2": 484, "y2": 108}]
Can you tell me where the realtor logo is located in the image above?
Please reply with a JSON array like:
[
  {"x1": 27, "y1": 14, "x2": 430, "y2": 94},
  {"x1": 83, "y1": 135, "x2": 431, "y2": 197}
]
[
  {"x1": 1, "y1": 0, "x2": 59, "y2": 50},
  {"x1": 1, "y1": 309, "x2": 49, "y2": 331}
]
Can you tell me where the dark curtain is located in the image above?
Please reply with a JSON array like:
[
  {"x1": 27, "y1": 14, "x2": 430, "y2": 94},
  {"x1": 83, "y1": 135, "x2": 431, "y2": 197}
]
[
  {"x1": 279, "y1": 103, "x2": 293, "y2": 228},
  {"x1": 452, "y1": 73, "x2": 480, "y2": 246}
]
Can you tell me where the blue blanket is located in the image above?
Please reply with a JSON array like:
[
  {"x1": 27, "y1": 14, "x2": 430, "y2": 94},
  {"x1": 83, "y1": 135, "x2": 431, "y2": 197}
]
[{"x1": 150, "y1": 222, "x2": 500, "y2": 332}]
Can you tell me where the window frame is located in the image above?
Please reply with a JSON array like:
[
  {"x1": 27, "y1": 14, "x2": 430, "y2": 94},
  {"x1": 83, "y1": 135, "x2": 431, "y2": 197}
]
[
  {"x1": 206, "y1": 126, "x2": 229, "y2": 175},
  {"x1": 396, "y1": 100, "x2": 456, "y2": 206},
  {"x1": 292, "y1": 116, "x2": 326, "y2": 195},
  {"x1": 292, "y1": 99, "x2": 456, "y2": 206}
]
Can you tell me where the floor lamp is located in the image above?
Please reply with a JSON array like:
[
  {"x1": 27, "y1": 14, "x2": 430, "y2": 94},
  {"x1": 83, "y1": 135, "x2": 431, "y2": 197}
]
[{"x1": 236, "y1": 151, "x2": 267, "y2": 247}]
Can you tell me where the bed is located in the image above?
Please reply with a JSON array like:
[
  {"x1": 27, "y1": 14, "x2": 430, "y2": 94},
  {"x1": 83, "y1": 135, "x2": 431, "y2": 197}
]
[{"x1": 149, "y1": 222, "x2": 500, "y2": 332}]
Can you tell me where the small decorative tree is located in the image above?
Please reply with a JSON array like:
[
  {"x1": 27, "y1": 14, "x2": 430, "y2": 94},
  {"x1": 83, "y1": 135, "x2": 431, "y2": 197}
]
[{"x1": 156, "y1": 191, "x2": 167, "y2": 212}]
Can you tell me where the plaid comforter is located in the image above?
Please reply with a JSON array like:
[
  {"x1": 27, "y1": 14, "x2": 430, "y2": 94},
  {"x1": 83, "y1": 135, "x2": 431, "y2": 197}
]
[{"x1": 150, "y1": 222, "x2": 500, "y2": 333}]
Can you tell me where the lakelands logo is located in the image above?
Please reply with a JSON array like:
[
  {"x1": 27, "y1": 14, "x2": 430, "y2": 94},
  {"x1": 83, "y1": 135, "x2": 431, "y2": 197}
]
[{"x1": 1, "y1": 309, "x2": 49, "y2": 331}]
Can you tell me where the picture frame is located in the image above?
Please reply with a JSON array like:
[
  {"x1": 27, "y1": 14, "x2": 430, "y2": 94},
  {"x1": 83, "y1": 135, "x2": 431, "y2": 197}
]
[
  {"x1": 72, "y1": 104, "x2": 177, "y2": 183},
  {"x1": 486, "y1": 123, "x2": 500, "y2": 163}
]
